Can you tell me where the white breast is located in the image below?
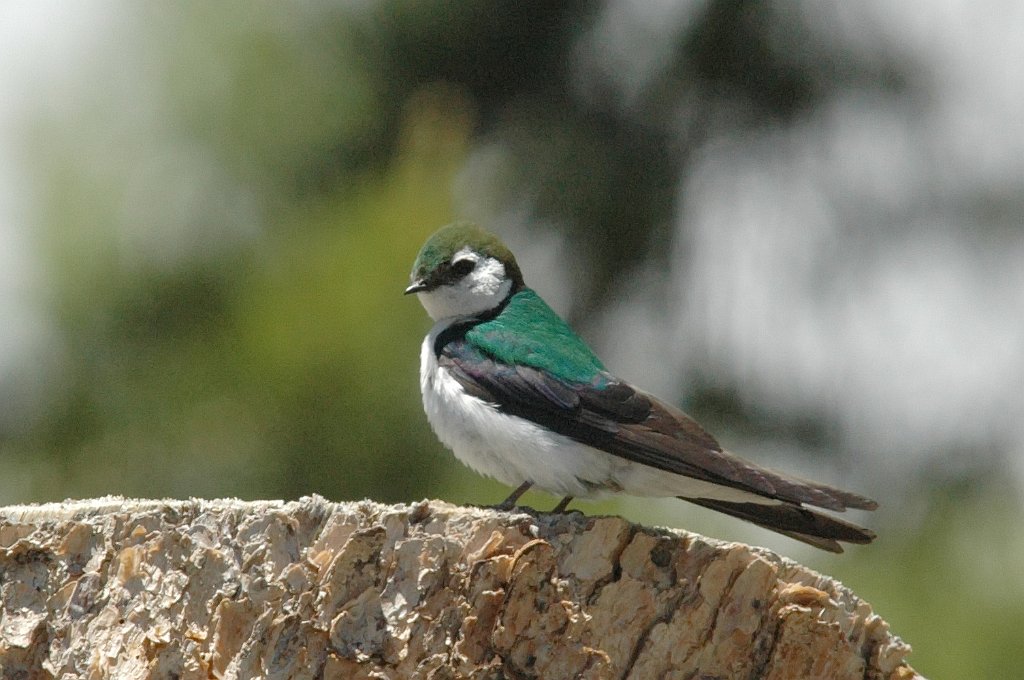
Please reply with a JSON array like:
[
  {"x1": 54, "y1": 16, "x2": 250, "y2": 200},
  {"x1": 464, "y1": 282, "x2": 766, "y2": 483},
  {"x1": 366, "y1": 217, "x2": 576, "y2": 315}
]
[{"x1": 419, "y1": 321, "x2": 617, "y2": 498}]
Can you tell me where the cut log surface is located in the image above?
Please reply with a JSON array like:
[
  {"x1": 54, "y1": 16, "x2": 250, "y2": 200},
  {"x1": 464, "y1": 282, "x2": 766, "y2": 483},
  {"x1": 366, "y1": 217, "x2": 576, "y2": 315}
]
[{"x1": 0, "y1": 496, "x2": 921, "y2": 679}]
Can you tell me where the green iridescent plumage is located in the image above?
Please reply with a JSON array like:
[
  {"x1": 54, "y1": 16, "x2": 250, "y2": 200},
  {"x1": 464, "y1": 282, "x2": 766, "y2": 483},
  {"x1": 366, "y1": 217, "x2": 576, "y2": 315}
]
[{"x1": 466, "y1": 289, "x2": 606, "y2": 384}]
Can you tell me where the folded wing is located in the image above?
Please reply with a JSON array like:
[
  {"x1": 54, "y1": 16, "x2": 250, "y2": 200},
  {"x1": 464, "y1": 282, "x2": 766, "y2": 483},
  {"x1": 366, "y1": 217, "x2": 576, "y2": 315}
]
[{"x1": 440, "y1": 337, "x2": 876, "y2": 552}]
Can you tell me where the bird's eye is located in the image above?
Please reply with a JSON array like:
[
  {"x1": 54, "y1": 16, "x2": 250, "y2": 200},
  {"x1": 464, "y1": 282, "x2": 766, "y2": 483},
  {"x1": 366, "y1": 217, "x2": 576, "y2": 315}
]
[{"x1": 450, "y1": 259, "x2": 475, "y2": 278}]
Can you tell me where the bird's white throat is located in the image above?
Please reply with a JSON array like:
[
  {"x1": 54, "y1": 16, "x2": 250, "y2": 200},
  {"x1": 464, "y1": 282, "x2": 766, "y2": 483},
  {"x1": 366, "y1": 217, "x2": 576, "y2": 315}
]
[{"x1": 416, "y1": 248, "x2": 512, "y2": 321}]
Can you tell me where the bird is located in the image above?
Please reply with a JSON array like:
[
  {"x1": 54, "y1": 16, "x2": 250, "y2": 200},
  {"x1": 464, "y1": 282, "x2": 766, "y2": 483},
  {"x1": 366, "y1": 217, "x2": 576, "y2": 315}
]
[{"x1": 405, "y1": 222, "x2": 876, "y2": 552}]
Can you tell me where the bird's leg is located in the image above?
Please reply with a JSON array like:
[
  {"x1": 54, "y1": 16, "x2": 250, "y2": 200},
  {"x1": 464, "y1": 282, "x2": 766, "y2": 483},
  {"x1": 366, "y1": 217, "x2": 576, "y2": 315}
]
[
  {"x1": 495, "y1": 481, "x2": 533, "y2": 511},
  {"x1": 551, "y1": 496, "x2": 574, "y2": 513}
]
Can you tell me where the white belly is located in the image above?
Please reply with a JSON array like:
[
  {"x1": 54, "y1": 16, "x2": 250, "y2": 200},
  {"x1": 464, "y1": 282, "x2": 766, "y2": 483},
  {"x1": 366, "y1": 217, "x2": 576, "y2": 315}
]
[{"x1": 419, "y1": 324, "x2": 779, "y2": 505}]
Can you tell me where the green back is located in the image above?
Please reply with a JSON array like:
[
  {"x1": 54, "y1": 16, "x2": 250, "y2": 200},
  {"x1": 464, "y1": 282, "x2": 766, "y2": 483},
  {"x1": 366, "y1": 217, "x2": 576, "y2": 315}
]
[{"x1": 466, "y1": 289, "x2": 606, "y2": 384}]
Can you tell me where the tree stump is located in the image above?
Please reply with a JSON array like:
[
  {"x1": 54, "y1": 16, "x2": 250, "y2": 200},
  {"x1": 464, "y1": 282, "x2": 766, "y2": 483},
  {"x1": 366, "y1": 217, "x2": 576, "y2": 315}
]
[{"x1": 0, "y1": 496, "x2": 920, "y2": 679}]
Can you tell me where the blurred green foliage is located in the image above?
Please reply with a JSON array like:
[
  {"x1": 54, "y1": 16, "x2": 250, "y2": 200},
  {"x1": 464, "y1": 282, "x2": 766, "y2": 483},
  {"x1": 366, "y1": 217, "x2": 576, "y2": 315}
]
[
  {"x1": 0, "y1": 2, "x2": 1019, "y2": 676},
  {"x1": 849, "y1": 480, "x2": 1024, "y2": 679},
  {"x1": 26, "y1": 89, "x2": 471, "y2": 503}
]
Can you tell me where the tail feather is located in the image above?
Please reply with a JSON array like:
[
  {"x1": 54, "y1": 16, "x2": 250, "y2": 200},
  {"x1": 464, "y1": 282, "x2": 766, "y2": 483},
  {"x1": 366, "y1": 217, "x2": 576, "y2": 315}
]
[{"x1": 682, "y1": 497, "x2": 876, "y2": 553}]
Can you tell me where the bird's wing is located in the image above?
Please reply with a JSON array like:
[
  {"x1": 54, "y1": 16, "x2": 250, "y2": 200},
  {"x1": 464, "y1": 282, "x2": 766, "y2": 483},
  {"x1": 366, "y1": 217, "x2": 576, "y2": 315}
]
[{"x1": 439, "y1": 337, "x2": 876, "y2": 514}]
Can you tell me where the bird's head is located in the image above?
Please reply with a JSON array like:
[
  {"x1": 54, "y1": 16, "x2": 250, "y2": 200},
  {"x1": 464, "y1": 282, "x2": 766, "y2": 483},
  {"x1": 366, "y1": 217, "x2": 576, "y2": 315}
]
[{"x1": 405, "y1": 222, "x2": 524, "y2": 321}]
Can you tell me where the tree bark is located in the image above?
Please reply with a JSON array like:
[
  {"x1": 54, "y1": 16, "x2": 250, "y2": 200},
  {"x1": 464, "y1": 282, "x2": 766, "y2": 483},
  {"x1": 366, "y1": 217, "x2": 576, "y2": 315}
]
[{"x1": 0, "y1": 496, "x2": 921, "y2": 679}]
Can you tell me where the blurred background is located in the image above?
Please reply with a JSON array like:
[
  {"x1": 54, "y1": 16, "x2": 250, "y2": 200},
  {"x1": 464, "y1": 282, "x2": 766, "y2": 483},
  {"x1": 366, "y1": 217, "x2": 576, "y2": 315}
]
[{"x1": 1, "y1": 1, "x2": 1021, "y2": 675}]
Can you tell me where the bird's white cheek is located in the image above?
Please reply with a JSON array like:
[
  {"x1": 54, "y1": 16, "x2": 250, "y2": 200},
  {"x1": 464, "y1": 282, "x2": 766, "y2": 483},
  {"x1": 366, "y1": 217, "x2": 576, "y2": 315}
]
[{"x1": 416, "y1": 278, "x2": 512, "y2": 321}]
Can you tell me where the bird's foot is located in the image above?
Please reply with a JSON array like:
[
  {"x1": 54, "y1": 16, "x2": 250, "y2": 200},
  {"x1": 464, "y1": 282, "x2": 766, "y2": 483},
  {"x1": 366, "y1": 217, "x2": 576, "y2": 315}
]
[
  {"x1": 551, "y1": 496, "x2": 574, "y2": 513},
  {"x1": 493, "y1": 480, "x2": 533, "y2": 511}
]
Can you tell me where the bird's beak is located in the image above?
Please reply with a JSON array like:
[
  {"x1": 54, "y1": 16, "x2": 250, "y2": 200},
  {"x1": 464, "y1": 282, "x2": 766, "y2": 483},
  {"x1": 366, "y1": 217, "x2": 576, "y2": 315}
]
[{"x1": 404, "y1": 280, "x2": 428, "y2": 295}]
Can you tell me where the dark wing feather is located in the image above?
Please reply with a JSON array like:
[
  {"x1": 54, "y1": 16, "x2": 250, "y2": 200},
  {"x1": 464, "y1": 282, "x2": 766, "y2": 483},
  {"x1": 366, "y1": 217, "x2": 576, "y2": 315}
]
[
  {"x1": 612, "y1": 398, "x2": 877, "y2": 512},
  {"x1": 441, "y1": 339, "x2": 874, "y2": 512},
  {"x1": 683, "y1": 498, "x2": 876, "y2": 553}
]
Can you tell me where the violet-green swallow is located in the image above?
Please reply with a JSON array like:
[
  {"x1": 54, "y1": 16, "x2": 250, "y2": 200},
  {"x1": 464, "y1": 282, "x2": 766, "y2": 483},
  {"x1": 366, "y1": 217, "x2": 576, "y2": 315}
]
[{"x1": 406, "y1": 222, "x2": 876, "y2": 552}]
